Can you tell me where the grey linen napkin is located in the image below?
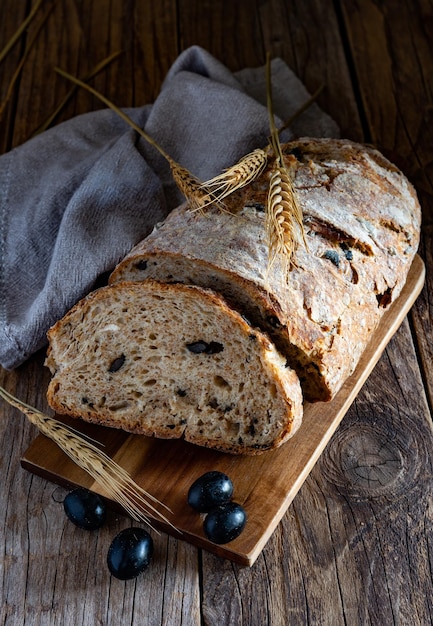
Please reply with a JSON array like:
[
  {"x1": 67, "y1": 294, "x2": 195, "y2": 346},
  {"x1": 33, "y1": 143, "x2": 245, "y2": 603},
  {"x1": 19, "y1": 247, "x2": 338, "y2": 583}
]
[{"x1": 0, "y1": 46, "x2": 339, "y2": 370}]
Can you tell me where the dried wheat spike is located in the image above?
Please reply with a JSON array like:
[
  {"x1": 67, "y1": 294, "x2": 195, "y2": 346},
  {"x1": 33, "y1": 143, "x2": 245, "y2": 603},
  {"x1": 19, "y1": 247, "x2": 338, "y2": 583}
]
[
  {"x1": 169, "y1": 159, "x2": 213, "y2": 213},
  {"x1": 201, "y1": 148, "x2": 268, "y2": 203},
  {"x1": 0, "y1": 386, "x2": 175, "y2": 531},
  {"x1": 266, "y1": 162, "x2": 306, "y2": 280}
]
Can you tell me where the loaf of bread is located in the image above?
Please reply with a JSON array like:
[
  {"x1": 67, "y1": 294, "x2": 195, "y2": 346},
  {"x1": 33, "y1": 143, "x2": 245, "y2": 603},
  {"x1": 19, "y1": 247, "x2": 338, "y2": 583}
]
[
  {"x1": 46, "y1": 137, "x2": 421, "y2": 455},
  {"x1": 45, "y1": 279, "x2": 303, "y2": 454},
  {"x1": 110, "y1": 138, "x2": 421, "y2": 402}
]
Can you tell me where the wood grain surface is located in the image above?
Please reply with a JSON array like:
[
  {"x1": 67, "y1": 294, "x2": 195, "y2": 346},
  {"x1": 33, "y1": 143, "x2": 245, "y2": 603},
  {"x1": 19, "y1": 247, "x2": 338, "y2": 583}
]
[{"x1": 1, "y1": 1, "x2": 432, "y2": 624}]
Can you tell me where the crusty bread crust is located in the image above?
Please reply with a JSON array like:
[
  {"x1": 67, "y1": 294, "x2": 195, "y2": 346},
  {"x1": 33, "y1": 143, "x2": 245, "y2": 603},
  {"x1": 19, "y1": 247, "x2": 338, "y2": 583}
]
[
  {"x1": 110, "y1": 138, "x2": 421, "y2": 401},
  {"x1": 46, "y1": 280, "x2": 303, "y2": 455}
]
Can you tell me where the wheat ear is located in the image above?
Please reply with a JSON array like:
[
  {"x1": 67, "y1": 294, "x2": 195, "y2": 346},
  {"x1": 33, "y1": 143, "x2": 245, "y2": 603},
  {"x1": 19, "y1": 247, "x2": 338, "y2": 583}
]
[
  {"x1": 167, "y1": 158, "x2": 214, "y2": 213},
  {"x1": 200, "y1": 148, "x2": 268, "y2": 203},
  {"x1": 55, "y1": 67, "x2": 209, "y2": 212},
  {"x1": 0, "y1": 386, "x2": 175, "y2": 531},
  {"x1": 266, "y1": 165, "x2": 306, "y2": 278},
  {"x1": 265, "y1": 53, "x2": 307, "y2": 277}
]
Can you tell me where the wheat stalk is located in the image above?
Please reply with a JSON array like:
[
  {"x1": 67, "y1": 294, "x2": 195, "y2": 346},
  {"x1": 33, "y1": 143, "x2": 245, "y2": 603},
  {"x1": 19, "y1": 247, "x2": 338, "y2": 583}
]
[
  {"x1": 168, "y1": 158, "x2": 214, "y2": 213},
  {"x1": 0, "y1": 386, "x2": 176, "y2": 532},
  {"x1": 55, "y1": 66, "x2": 209, "y2": 212},
  {"x1": 31, "y1": 51, "x2": 123, "y2": 137},
  {"x1": 277, "y1": 83, "x2": 325, "y2": 135},
  {"x1": 265, "y1": 53, "x2": 307, "y2": 278},
  {"x1": 0, "y1": 0, "x2": 58, "y2": 122},
  {"x1": 0, "y1": 0, "x2": 44, "y2": 65}
]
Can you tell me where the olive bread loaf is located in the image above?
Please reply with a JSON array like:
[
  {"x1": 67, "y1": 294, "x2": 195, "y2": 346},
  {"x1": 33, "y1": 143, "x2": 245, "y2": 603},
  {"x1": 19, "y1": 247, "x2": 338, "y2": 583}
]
[{"x1": 46, "y1": 137, "x2": 421, "y2": 455}]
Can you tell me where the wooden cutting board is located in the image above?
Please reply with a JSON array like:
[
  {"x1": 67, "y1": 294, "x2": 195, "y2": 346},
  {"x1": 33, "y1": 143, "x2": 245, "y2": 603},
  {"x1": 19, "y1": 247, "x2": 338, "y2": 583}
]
[{"x1": 21, "y1": 255, "x2": 425, "y2": 566}]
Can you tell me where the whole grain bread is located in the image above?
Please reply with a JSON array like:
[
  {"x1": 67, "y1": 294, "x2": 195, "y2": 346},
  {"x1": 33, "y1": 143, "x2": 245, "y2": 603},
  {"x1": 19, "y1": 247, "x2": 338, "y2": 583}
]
[
  {"x1": 46, "y1": 280, "x2": 303, "y2": 454},
  {"x1": 109, "y1": 138, "x2": 421, "y2": 402}
]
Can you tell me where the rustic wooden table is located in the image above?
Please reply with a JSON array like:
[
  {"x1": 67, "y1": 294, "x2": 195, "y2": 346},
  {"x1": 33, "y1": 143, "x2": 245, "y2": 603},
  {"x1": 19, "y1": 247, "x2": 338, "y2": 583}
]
[{"x1": 1, "y1": 1, "x2": 432, "y2": 624}]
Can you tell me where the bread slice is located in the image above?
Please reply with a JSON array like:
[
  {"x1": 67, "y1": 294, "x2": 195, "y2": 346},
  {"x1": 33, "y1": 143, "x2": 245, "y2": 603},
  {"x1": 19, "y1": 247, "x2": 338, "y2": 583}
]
[
  {"x1": 46, "y1": 280, "x2": 303, "y2": 455},
  {"x1": 109, "y1": 138, "x2": 421, "y2": 402}
]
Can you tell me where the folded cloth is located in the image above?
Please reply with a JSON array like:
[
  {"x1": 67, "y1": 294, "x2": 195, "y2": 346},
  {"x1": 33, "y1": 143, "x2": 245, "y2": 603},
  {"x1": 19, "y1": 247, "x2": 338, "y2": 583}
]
[{"x1": 0, "y1": 45, "x2": 339, "y2": 370}]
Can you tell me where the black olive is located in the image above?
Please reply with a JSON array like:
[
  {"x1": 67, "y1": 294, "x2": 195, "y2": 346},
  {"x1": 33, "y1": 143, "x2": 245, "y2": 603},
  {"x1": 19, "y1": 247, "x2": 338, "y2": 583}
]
[
  {"x1": 188, "y1": 471, "x2": 234, "y2": 513},
  {"x1": 107, "y1": 527, "x2": 153, "y2": 580},
  {"x1": 203, "y1": 502, "x2": 247, "y2": 544},
  {"x1": 186, "y1": 341, "x2": 208, "y2": 354},
  {"x1": 186, "y1": 341, "x2": 224, "y2": 354},
  {"x1": 322, "y1": 250, "x2": 340, "y2": 268},
  {"x1": 108, "y1": 354, "x2": 126, "y2": 373},
  {"x1": 206, "y1": 341, "x2": 224, "y2": 354},
  {"x1": 135, "y1": 259, "x2": 148, "y2": 270},
  {"x1": 63, "y1": 488, "x2": 107, "y2": 530}
]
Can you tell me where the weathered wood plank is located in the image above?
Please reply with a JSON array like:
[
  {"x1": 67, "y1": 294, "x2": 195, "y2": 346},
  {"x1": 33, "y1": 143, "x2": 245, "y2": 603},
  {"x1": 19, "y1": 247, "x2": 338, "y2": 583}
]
[
  {"x1": 178, "y1": 0, "x2": 264, "y2": 71},
  {"x1": 313, "y1": 322, "x2": 433, "y2": 626},
  {"x1": 258, "y1": 0, "x2": 364, "y2": 141},
  {"x1": 0, "y1": 0, "x2": 28, "y2": 152},
  {"x1": 338, "y1": 0, "x2": 433, "y2": 170},
  {"x1": 129, "y1": 0, "x2": 180, "y2": 104},
  {"x1": 411, "y1": 216, "x2": 433, "y2": 411},
  {"x1": 5, "y1": 0, "x2": 180, "y2": 147},
  {"x1": 177, "y1": 0, "x2": 363, "y2": 141}
]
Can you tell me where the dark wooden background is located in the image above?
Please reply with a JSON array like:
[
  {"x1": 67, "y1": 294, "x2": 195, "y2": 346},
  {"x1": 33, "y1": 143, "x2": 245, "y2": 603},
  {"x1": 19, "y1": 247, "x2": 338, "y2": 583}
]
[{"x1": 1, "y1": 1, "x2": 432, "y2": 624}]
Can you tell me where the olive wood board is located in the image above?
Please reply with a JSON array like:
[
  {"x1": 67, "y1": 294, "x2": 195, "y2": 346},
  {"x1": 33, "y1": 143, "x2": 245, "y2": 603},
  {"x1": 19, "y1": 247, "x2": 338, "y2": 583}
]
[{"x1": 21, "y1": 255, "x2": 425, "y2": 566}]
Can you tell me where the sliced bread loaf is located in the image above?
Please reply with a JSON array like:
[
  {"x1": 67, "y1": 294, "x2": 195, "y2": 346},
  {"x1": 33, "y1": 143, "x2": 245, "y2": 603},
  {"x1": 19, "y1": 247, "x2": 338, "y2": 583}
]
[
  {"x1": 109, "y1": 138, "x2": 421, "y2": 402},
  {"x1": 46, "y1": 280, "x2": 303, "y2": 455}
]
